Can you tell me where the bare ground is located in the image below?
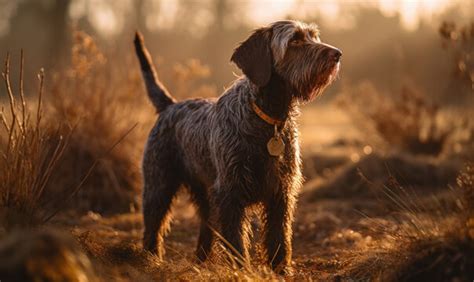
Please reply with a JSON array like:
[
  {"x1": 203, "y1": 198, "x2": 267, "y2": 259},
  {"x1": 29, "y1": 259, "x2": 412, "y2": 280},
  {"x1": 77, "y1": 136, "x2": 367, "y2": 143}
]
[
  {"x1": 0, "y1": 104, "x2": 467, "y2": 281},
  {"x1": 41, "y1": 105, "x2": 469, "y2": 281}
]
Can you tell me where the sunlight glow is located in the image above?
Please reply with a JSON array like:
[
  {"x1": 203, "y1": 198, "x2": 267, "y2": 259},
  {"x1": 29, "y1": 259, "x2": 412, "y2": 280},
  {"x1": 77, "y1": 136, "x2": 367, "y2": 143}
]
[
  {"x1": 378, "y1": 0, "x2": 452, "y2": 30},
  {"x1": 89, "y1": 1, "x2": 118, "y2": 35},
  {"x1": 242, "y1": 0, "x2": 459, "y2": 30},
  {"x1": 69, "y1": 0, "x2": 132, "y2": 37},
  {"x1": 246, "y1": 0, "x2": 294, "y2": 23},
  {"x1": 145, "y1": 1, "x2": 179, "y2": 31}
]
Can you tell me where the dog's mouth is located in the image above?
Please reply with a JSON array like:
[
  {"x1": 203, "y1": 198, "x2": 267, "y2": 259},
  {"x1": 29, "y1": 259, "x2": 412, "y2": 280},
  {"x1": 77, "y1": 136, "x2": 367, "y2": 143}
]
[{"x1": 290, "y1": 54, "x2": 341, "y2": 103}]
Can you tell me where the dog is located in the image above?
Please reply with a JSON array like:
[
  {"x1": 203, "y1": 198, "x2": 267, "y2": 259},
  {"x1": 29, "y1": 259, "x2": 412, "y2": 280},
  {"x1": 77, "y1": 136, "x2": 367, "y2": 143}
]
[{"x1": 134, "y1": 20, "x2": 341, "y2": 274}]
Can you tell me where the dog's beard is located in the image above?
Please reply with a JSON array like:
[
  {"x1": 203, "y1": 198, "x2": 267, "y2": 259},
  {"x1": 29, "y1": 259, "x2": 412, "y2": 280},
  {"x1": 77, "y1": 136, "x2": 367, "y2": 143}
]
[
  {"x1": 328, "y1": 62, "x2": 340, "y2": 84},
  {"x1": 296, "y1": 61, "x2": 340, "y2": 103},
  {"x1": 276, "y1": 45, "x2": 341, "y2": 103}
]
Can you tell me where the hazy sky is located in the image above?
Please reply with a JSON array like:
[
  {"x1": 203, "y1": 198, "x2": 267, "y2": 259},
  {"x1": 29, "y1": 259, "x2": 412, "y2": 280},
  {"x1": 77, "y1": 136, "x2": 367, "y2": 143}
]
[
  {"x1": 79, "y1": 0, "x2": 472, "y2": 35},
  {"x1": 0, "y1": 0, "x2": 471, "y2": 37}
]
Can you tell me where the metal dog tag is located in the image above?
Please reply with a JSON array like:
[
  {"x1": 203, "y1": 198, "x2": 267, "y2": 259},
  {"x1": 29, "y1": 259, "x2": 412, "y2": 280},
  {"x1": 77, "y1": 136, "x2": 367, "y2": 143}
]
[{"x1": 267, "y1": 125, "x2": 285, "y2": 156}]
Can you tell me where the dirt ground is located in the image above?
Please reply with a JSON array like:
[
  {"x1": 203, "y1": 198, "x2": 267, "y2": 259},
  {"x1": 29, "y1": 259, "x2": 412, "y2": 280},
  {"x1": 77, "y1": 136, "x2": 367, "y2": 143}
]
[
  {"x1": 1, "y1": 104, "x2": 470, "y2": 281},
  {"x1": 38, "y1": 104, "x2": 468, "y2": 281}
]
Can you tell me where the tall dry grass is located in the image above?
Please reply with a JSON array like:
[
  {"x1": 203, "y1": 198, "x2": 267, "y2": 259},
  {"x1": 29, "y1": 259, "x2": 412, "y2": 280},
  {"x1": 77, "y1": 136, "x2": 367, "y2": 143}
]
[
  {"x1": 1, "y1": 29, "x2": 152, "y2": 230},
  {"x1": 0, "y1": 52, "x2": 71, "y2": 229},
  {"x1": 44, "y1": 31, "x2": 150, "y2": 214}
]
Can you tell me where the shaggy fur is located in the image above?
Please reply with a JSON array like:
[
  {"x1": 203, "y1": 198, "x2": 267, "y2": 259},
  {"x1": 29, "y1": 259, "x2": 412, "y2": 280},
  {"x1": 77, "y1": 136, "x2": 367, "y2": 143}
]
[{"x1": 134, "y1": 20, "x2": 341, "y2": 274}]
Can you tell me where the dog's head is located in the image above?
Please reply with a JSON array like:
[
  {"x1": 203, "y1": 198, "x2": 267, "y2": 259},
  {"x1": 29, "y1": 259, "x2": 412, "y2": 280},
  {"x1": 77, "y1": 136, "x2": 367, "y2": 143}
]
[{"x1": 231, "y1": 20, "x2": 341, "y2": 102}]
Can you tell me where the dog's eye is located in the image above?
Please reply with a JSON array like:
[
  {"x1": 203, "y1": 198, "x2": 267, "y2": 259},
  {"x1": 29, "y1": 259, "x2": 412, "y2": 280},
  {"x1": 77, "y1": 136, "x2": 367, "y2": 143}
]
[
  {"x1": 291, "y1": 39, "x2": 303, "y2": 44},
  {"x1": 290, "y1": 35, "x2": 304, "y2": 45}
]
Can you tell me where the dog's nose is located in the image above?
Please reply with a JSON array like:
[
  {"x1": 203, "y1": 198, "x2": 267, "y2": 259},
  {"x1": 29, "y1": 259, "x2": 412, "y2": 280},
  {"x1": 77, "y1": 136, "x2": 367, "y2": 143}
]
[{"x1": 332, "y1": 49, "x2": 342, "y2": 62}]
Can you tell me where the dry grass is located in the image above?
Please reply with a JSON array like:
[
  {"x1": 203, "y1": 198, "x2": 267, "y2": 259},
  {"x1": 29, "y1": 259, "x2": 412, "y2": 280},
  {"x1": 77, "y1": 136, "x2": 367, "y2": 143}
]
[
  {"x1": 0, "y1": 52, "x2": 71, "y2": 230},
  {"x1": 340, "y1": 163, "x2": 474, "y2": 281},
  {"x1": 73, "y1": 218, "x2": 279, "y2": 281},
  {"x1": 0, "y1": 30, "x2": 149, "y2": 230}
]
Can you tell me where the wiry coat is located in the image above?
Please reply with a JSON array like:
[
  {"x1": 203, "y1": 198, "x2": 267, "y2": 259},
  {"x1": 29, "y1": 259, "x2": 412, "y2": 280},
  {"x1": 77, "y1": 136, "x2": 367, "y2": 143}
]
[{"x1": 135, "y1": 20, "x2": 341, "y2": 274}]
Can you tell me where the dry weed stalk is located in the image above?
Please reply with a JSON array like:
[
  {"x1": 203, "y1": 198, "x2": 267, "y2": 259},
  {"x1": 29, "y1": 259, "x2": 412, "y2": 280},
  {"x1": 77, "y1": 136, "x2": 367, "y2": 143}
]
[{"x1": 0, "y1": 52, "x2": 71, "y2": 229}]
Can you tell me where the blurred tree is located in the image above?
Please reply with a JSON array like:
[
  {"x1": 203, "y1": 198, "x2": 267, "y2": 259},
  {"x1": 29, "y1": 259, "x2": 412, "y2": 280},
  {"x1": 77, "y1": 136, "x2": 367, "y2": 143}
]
[
  {"x1": 49, "y1": 0, "x2": 71, "y2": 65},
  {"x1": 439, "y1": 21, "x2": 474, "y2": 101},
  {"x1": 198, "y1": 0, "x2": 248, "y2": 88},
  {"x1": 5, "y1": 0, "x2": 71, "y2": 63}
]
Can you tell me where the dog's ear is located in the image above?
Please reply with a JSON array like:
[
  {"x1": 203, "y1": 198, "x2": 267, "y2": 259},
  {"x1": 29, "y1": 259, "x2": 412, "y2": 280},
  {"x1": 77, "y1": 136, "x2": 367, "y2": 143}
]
[{"x1": 231, "y1": 28, "x2": 272, "y2": 87}]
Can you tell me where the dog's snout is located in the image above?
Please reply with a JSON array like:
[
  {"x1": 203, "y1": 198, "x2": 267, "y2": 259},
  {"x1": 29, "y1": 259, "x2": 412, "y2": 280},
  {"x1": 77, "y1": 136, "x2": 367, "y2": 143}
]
[
  {"x1": 320, "y1": 43, "x2": 342, "y2": 62},
  {"x1": 332, "y1": 49, "x2": 342, "y2": 62}
]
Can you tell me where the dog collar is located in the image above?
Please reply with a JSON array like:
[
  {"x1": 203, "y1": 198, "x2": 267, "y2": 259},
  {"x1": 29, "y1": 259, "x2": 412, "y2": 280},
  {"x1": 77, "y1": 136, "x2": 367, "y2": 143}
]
[{"x1": 251, "y1": 100, "x2": 284, "y2": 127}]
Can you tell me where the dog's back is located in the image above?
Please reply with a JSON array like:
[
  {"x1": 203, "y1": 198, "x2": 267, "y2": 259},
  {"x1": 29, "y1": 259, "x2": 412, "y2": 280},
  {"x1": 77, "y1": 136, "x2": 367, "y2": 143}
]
[{"x1": 157, "y1": 98, "x2": 217, "y2": 186}]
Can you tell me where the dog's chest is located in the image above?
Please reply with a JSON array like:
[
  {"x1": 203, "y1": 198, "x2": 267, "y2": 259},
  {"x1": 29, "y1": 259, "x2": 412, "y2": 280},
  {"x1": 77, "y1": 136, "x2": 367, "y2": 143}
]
[{"x1": 217, "y1": 124, "x2": 298, "y2": 181}]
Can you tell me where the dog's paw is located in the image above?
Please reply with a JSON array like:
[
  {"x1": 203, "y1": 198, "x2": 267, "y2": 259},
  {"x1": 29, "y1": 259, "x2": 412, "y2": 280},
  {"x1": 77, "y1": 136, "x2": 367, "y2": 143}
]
[
  {"x1": 194, "y1": 251, "x2": 210, "y2": 264},
  {"x1": 274, "y1": 264, "x2": 294, "y2": 276}
]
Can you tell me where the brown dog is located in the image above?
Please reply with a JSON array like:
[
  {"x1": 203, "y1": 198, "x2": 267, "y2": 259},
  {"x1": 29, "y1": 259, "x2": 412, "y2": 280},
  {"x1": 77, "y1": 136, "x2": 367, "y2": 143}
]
[{"x1": 134, "y1": 20, "x2": 341, "y2": 274}]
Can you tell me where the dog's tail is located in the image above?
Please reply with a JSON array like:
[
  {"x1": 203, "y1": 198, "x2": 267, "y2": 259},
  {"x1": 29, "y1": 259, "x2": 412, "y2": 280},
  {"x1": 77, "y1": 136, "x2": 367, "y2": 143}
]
[{"x1": 134, "y1": 31, "x2": 176, "y2": 113}]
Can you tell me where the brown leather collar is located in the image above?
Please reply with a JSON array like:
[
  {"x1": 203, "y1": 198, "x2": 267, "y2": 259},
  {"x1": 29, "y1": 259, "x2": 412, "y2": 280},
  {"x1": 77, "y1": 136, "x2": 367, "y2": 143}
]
[{"x1": 251, "y1": 100, "x2": 284, "y2": 127}]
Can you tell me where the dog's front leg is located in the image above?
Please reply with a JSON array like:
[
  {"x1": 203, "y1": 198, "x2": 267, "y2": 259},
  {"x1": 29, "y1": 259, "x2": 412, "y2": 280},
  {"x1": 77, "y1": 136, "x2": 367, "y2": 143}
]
[{"x1": 264, "y1": 192, "x2": 296, "y2": 275}]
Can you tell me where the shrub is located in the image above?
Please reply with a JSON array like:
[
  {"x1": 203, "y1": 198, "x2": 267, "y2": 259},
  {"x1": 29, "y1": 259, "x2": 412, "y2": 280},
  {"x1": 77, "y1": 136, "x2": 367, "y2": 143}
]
[
  {"x1": 44, "y1": 31, "x2": 147, "y2": 214},
  {"x1": 439, "y1": 21, "x2": 474, "y2": 93},
  {"x1": 171, "y1": 58, "x2": 217, "y2": 99},
  {"x1": 336, "y1": 82, "x2": 458, "y2": 155}
]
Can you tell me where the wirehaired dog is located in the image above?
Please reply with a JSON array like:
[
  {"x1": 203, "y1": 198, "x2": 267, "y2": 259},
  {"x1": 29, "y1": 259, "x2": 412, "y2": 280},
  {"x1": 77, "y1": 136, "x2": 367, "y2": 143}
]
[{"x1": 134, "y1": 20, "x2": 341, "y2": 274}]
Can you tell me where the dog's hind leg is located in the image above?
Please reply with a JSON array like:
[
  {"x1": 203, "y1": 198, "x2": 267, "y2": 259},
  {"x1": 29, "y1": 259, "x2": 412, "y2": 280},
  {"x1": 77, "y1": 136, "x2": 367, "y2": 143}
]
[
  {"x1": 188, "y1": 183, "x2": 214, "y2": 262},
  {"x1": 142, "y1": 143, "x2": 181, "y2": 260},
  {"x1": 142, "y1": 179, "x2": 179, "y2": 259}
]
